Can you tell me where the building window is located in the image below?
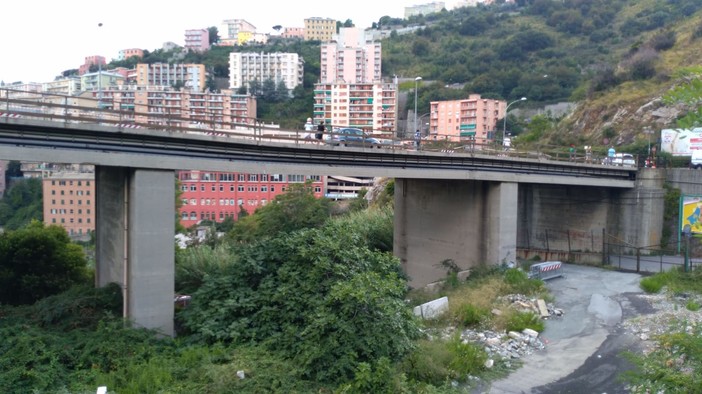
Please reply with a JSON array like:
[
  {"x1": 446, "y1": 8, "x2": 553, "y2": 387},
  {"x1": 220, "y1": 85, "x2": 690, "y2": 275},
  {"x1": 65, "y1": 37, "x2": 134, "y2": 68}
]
[
  {"x1": 190, "y1": 185, "x2": 197, "y2": 191},
  {"x1": 238, "y1": 185, "x2": 244, "y2": 192},
  {"x1": 200, "y1": 185, "x2": 205, "y2": 191}
]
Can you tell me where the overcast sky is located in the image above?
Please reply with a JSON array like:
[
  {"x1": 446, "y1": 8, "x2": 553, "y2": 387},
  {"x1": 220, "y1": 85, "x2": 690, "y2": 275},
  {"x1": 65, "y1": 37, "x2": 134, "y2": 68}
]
[{"x1": 0, "y1": 0, "x2": 461, "y2": 84}]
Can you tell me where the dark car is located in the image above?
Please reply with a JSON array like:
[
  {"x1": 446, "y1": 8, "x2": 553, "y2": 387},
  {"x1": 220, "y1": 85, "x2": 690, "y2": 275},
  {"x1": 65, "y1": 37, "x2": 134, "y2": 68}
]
[{"x1": 326, "y1": 127, "x2": 381, "y2": 148}]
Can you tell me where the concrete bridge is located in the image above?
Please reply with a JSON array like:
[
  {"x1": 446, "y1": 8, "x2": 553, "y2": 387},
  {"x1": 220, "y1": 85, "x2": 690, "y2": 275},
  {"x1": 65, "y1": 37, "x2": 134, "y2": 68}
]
[{"x1": 0, "y1": 115, "x2": 656, "y2": 336}]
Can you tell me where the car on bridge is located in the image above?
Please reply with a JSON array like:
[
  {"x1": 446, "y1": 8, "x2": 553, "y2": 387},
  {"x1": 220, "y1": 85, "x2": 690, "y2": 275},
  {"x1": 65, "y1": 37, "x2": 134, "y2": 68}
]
[
  {"x1": 326, "y1": 127, "x2": 383, "y2": 148},
  {"x1": 604, "y1": 153, "x2": 636, "y2": 167}
]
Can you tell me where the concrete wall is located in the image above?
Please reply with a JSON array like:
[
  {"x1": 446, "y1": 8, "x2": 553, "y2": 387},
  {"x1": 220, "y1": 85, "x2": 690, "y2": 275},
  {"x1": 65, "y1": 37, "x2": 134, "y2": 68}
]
[
  {"x1": 394, "y1": 179, "x2": 517, "y2": 288},
  {"x1": 666, "y1": 168, "x2": 702, "y2": 196},
  {"x1": 95, "y1": 166, "x2": 175, "y2": 337},
  {"x1": 611, "y1": 168, "x2": 666, "y2": 247},
  {"x1": 517, "y1": 184, "x2": 611, "y2": 253}
]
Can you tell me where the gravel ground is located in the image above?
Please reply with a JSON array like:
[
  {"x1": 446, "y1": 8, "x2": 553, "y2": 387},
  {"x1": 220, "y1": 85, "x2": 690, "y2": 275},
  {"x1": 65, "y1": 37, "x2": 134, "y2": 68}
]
[{"x1": 622, "y1": 290, "x2": 702, "y2": 346}]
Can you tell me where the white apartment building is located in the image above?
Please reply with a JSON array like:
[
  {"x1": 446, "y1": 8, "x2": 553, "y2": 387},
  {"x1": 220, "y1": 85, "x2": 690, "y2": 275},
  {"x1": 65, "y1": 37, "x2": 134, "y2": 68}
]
[
  {"x1": 404, "y1": 2, "x2": 446, "y2": 18},
  {"x1": 313, "y1": 81, "x2": 398, "y2": 133},
  {"x1": 229, "y1": 52, "x2": 304, "y2": 93},
  {"x1": 135, "y1": 63, "x2": 207, "y2": 92},
  {"x1": 43, "y1": 78, "x2": 82, "y2": 96},
  {"x1": 320, "y1": 28, "x2": 382, "y2": 84},
  {"x1": 220, "y1": 19, "x2": 256, "y2": 45}
]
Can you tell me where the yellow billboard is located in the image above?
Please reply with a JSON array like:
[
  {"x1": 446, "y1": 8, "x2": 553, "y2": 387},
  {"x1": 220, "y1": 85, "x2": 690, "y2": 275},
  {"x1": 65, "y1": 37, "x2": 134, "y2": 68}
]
[{"x1": 681, "y1": 195, "x2": 702, "y2": 234}]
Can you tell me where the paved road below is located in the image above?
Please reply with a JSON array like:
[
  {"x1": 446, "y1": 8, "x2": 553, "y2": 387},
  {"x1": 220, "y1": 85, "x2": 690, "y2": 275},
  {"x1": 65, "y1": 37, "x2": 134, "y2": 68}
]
[{"x1": 481, "y1": 264, "x2": 649, "y2": 394}]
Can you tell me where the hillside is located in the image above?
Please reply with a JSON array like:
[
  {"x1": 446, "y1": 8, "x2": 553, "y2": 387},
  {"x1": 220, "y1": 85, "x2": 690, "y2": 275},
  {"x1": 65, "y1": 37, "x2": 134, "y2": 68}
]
[{"x1": 378, "y1": 0, "x2": 702, "y2": 150}]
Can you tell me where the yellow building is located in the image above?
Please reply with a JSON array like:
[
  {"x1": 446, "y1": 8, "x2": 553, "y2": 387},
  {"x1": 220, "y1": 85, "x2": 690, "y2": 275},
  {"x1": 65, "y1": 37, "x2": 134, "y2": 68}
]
[{"x1": 304, "y1": 17, "x2": 336, "y2": 42}]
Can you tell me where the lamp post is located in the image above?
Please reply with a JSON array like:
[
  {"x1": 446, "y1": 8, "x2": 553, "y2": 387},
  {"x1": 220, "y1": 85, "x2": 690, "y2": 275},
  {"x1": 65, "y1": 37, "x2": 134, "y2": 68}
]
[
  {"x1": 414, "y1": 76, "x2": 422, "y2": 138},
  {"x1": 502, "y1": 97, "x2": 526, "y2": 148},
  {"x1": 97, "y1": 22, "x2": 103, "y2": 111}
]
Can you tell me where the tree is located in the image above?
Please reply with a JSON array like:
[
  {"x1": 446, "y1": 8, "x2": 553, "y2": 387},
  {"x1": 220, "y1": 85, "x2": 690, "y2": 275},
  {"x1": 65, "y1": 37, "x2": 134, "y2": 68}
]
[
  {"x1": 207, "y1": 26, "x2": 219, "y2": 44},
  {"x1": 663, "y1": 66, "x2": 702, "y2": 128},
  {"x1": 227, "y1": 182, "x2": 331, "y2": 243},
  {"x1": 0, "y1": 221, "x2": 91, "y2": 305},
  {"x1": 182, "y1": 214, "x2": 419, "y2": 383},
  {"x1": 0, "y1": 177, "x2": 42, "y2": 230}
]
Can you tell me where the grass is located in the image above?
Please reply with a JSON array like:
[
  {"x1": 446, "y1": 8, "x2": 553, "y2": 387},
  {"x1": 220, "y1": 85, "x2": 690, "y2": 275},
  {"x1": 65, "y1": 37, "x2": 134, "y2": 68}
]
[{"x1": 639, "y1": 267, "x2": 702, "y2": 294}]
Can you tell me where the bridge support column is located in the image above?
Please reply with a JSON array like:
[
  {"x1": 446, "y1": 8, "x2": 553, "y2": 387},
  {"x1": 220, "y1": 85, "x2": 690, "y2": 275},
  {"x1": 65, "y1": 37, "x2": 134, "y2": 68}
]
[
  {"x1": 394, "y1": 179, "x2": 517, "y2": 289},
  {"x1": 96, "y1": 166, "x2": 175, "y2": 337}
]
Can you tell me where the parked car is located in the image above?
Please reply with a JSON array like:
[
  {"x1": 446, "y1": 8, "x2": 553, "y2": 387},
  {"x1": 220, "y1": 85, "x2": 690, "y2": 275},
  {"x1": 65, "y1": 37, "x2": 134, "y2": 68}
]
[
  {"x1": 326, "y1": 127, "x2": 381, "y2": 148},
  {"x1": 610, "y1": 153, "x2": 636, "y2": 167},
  {"x1": 690, "y1": 150, "x2": 702, "y2": 169}
]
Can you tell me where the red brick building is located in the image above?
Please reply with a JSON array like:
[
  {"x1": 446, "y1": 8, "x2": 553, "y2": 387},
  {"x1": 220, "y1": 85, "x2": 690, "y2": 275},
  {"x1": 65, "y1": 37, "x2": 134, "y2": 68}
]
[{"x1": 178, "y1": 170, "x2": 325, "y2": 227}]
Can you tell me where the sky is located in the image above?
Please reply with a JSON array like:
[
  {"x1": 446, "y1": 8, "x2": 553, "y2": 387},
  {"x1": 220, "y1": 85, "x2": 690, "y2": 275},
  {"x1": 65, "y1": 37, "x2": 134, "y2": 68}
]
[{"x1": 0, "y1": 0, "x2": 460, "y2": 84}]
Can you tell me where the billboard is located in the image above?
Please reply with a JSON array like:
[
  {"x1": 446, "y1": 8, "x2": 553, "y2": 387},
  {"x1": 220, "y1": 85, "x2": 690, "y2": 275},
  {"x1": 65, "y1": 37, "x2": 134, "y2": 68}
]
[
  {"x1": 681, "y1": 195, "x2": 702, "y2": 235},
  {"x1": 661, "y1": 128, "x2": 702, "y2": 156}
]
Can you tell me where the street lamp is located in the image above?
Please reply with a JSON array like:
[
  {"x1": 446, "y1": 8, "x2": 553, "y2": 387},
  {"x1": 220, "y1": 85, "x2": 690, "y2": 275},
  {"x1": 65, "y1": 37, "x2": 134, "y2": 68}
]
[
  {"x1": 97, "y1": 22, "x2": 103, "y2": 110},
  {"x1": 502, "y1": 97, "x2": 526, "y2": 147},
  {"x1": 414, "y1": 76, "x2": 422, "y2": 138}
]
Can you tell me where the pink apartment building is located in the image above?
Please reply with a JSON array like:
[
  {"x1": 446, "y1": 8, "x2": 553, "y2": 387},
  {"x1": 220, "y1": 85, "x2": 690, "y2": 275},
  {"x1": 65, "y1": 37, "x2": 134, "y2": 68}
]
[
  {"x1": 282, "y1": 27, "x2": 305, "y2": 39},
  {"x1": 185, "y1": 29, "x2": 210, "y2": 52},
  {"x1": 429, "y1": 94, "x2": 505, "y2": 145},
  {"x1": 42, "y1": 172, "x2": 95, "y2": 239}
]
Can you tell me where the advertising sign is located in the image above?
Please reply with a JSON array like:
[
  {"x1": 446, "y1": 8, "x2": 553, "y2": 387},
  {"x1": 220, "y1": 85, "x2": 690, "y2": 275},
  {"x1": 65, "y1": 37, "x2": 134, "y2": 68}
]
[
  {"x1": 680, "y1": 195, "x2": 702, "y2": 234},
  {"x1": 661, "y1": 128, "x2": 702, "y2": 156}
]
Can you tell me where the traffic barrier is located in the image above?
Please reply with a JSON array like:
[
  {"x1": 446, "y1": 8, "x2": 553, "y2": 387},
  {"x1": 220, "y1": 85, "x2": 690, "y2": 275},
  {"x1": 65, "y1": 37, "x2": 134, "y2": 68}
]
[
  {"x1": 527, "y1": 261, "x2": 564, "y2": 281},
  {"x1": 0, "y1": 112, "x2": 21, "y2": 118}
]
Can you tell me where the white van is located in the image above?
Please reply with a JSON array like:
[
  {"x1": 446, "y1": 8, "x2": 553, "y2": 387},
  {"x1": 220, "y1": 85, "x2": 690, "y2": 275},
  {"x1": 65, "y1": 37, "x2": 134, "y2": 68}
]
[{"x1": 691, "y1": 150, "x2": 702, "y2": 169}]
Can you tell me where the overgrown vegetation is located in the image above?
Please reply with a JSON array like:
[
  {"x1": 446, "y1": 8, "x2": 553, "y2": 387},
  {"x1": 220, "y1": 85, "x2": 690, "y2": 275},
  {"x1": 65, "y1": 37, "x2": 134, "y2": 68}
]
[{"x1": 626, "y1": 268, "x2": 702, "y2": 393}]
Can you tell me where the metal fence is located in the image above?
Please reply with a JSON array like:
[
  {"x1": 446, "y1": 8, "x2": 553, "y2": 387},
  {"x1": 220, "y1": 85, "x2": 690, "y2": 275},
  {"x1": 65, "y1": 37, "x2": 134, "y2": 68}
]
[
  {"x1": 517, "y1": 229, "x2": 701, "y2": 274},
  {"x1": 604, "y1": 235, "x2": 701, "y2": 274}
]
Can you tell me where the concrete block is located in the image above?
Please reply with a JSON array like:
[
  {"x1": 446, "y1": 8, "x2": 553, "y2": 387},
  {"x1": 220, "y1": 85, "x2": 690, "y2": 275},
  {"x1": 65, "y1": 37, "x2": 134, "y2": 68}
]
[
  {"x1": 537, "y1": 299, "x2": 549, "y2": 317},
  {"x1": 413, "y1": 296, "x2": 449, "y2": 319}
]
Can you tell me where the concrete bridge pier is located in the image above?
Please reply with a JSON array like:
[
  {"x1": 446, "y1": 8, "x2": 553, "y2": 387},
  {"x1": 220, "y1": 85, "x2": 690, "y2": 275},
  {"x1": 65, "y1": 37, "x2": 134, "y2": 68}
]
[
  {"x1": 95, "y1": 166, "x2": 175, "y2": 337},
  {"x1": 394, "y1": 179, "x2": 518, "y2": 288}
]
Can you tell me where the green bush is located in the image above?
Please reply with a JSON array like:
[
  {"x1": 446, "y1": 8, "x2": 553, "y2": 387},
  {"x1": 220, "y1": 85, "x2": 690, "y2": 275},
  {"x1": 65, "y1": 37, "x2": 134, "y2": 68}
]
[
  {"x1": 506, "y1": 311, "x2": 545, "y2": 333},
  {"x1": 400, "y1": 340, "x2": 454, "y2": 386},
  {"x1": 181, "y1": 223, "x2": 420, "y2": 383},
  {"x1": 447, "y1": 336, "x2": 488, "y2": 377},
  {"x1": 640, "y1": 276, "x2": 665, "y2": 293},
  {"x1": 0, "y1": 221, "x2": 91, "y2": 305},
  {"x1": 503, "y1": 268, "x2": 544, "y2": 295},
  {"x1": 686, "y1": 300, "x2": 701, "y2": 312},
  {"x1": 459, "y1": 304, "x2": 489, "y2": 327}
]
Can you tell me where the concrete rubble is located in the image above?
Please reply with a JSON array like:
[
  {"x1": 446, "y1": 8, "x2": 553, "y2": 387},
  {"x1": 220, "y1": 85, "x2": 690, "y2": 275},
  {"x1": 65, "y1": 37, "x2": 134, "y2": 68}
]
[{"x1": 424, "y1": 294, "x2": 566, "y2": 367}]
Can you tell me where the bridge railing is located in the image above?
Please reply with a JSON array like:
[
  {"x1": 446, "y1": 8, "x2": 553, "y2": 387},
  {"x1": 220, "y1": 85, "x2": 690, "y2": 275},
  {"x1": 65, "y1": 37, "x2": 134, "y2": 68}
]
[{"x1": 0, "y1": 87, "x2": 642, "y2": 167}]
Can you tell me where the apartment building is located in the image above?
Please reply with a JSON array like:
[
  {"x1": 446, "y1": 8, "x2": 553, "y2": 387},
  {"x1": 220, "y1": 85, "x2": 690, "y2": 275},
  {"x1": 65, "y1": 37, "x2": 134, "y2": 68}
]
[
  {"x1": 81, "y1": 71, "x2": 126, "y2": 98},
  {"x1": 320, "y1": 28, "x2": 382, "y2": 84},
  {"x1": 118, "y1": 48, "x2": 144, "y2": 61},
  {"x1": 42, "y1": 172, "x2": 95, "y2": 239},
  {"x1": 220, "y1": 19, "x2": 256, "y2": 46},
  {"x1": 135, "y1": 63, "x2": 207, "y2": 92},
  {"x1": 229, "y1": 52, "x2": 304, "y2": 93},
  {"x1": 177, "y1": 170, "x2": 325, "y2": 227},
  {"x1": 185, "y1": 29, "x2": 210, "y2": 52},
  {"x1": 43, "y1": 77, "x2": 82, "y2": 96},
  {"x1": 404, "y1": 2, "x2": 446, "y2": 18},
  {"x1": 94, "y1": 86, "x2": 256, "y2": 130},
  {"x1": 304, "y1": 17, "x2": 336, "y2": 42},
  {"x1": 282, "y1": 27, "x2": 305, "y2": 39},
  {"x1": 429, "y1": 94, "x2": 505, "y2": 145},
  {"x1": 314, "y1": 27, "x2": 397, "y2": 135},
  {"x1": 313, "y1": 81, "x2": 398, "y2": 133}
]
